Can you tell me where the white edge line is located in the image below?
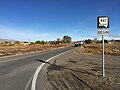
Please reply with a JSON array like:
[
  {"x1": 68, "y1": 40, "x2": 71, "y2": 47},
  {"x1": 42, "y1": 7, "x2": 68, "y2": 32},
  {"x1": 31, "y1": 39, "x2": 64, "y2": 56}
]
[
  {"x1": 25, "y1": 74, "x2": 34, "y2": 90},
  {"x1": 31, "y1": 48, "x2": 74, "y2": 90}
]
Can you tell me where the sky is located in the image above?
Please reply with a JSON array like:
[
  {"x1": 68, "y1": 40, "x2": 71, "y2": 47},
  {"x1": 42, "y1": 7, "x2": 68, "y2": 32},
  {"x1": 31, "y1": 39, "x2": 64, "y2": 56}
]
[{"x1": 0, "y1": 0, "x2": 120, "y2": 41}]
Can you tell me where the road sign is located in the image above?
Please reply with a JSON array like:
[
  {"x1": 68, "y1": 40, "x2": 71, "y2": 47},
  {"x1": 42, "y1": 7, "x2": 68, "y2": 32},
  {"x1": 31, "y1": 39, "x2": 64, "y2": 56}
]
[
  {"x1": 97, "y1": 16, "x2": 110, "y2": 77},
  {"x1": 97, "y1": 16, "x2": 109, "y2": 28},
  {"x1": 98, "y1": 30, "x2": 110, "y2": 36}
]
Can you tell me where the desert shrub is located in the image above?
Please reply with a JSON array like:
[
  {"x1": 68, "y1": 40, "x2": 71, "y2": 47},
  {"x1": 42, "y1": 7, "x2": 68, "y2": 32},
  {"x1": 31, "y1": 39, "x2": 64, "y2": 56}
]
[{"x1": 83, "y1": 43, "x2": 120, "y2": 56}]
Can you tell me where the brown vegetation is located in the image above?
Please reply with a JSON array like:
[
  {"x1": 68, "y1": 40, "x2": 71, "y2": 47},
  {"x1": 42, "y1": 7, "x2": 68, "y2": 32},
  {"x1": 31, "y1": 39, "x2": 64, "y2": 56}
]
[
  {"x1": 83, "y1": 42, "x2": 120, "y2": 56},
  {"x1": 0, "y1": 44, "x2": 71, "y2": 57}
]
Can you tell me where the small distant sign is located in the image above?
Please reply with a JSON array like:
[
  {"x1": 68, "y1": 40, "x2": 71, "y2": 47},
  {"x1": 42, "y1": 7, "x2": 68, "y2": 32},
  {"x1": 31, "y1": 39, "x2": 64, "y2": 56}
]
[
  {"x1": 98, "y1": 30, "x2": 110, "y2": 36},
  {"x1": 97, "y1": 16, "x2": 109, "y2": 28}
]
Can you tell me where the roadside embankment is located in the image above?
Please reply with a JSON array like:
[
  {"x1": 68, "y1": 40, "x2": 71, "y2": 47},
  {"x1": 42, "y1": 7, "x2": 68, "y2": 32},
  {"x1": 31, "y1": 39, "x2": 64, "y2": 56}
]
[{"x1": 40, "y1": 47, "x2": 120, "y2": 90}]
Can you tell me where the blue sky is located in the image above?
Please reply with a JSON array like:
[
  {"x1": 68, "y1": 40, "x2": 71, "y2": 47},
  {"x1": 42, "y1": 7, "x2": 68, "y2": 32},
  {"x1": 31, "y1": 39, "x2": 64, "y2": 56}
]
[{"x1": 0, "y1": 0, "x2": 120, "y2": 41}]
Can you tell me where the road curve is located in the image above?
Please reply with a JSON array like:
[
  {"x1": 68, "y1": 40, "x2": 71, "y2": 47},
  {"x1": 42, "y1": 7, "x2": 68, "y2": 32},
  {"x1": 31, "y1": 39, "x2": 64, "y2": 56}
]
[{"x1": 0, "y1": 46, "x2": 74, "y2": 90}]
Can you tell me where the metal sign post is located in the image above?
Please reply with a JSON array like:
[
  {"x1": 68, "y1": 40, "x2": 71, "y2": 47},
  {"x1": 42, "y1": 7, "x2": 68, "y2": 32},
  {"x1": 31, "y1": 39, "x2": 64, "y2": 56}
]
[
  {"x1": 97, "y1": 16, "x2": 110, "y2": 77},
  {"x1": 102, "y1": 33, "x2": 105, "y2": 77}
]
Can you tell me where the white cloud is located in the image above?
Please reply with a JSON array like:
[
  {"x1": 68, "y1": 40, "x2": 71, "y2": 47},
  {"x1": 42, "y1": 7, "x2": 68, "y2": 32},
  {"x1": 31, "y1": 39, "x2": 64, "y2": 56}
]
[{"x1": 108, "y1": 34, "x2": 120, "y2": 40}]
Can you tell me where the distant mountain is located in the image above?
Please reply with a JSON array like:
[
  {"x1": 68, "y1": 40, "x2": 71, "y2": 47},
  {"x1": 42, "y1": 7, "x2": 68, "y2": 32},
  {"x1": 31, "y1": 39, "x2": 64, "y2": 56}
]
[{"x1": 0, "y1": 38, "x2": 15, "y2": 42}]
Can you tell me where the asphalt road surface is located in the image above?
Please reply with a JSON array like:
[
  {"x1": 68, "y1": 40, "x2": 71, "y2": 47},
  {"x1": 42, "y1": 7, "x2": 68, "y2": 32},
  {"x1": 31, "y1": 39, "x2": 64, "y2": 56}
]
[{"x1": 0, "y1": 46, "x2": 74, "y2": 90}]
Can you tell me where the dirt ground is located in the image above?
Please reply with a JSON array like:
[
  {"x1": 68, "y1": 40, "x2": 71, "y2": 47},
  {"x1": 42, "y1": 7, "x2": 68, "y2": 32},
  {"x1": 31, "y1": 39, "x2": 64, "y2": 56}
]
[{"x1": 41, "y1": 47, "x2": 120, "y2": 90}]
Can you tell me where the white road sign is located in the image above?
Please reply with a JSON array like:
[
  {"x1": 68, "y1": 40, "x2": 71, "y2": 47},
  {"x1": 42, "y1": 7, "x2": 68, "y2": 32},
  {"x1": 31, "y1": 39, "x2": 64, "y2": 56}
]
[
  {"x1": 99, "y1": 17, "x2": 108, "y2": 27},
  {"x1": 98, "y1": 30, "x2": 110, "y2": 36}
]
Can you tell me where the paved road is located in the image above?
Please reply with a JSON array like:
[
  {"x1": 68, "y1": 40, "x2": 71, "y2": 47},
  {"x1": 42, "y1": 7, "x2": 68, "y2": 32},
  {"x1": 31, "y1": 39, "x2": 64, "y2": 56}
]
[{"x1": 0, "y1": 46, "x2": 74, "y2": 90}]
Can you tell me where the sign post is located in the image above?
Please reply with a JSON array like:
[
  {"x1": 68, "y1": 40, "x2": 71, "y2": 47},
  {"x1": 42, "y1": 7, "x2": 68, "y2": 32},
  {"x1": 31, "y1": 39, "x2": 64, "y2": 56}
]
[
  {"x1": 102, "y1": 33, "x2": 105, "y2": 77},
  {"x1": 97, "y1": 16, "x2": 110, "y2": 77}
]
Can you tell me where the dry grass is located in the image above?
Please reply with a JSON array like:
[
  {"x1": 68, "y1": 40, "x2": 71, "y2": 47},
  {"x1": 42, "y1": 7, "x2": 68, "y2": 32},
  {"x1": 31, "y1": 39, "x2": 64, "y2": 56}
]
[
  {"x1": 83, "y1": 42, "x2": 120, "y2": 56},
  {"x1": 0, "y1": 44, "x2": 71, "y2": 57}
]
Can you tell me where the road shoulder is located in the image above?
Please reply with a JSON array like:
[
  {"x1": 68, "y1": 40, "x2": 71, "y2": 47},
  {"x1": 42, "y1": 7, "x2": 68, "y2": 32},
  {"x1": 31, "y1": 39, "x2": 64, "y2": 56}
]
[{"x1": 37, "y1": 47, "x2": 120, "y2": 90}]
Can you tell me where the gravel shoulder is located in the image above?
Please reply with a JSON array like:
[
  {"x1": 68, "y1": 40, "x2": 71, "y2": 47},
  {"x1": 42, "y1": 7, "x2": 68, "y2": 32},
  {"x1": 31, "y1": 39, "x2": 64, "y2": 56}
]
[{"x1": 38, "y1": 47, "x2": 120, "y2": 90}]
